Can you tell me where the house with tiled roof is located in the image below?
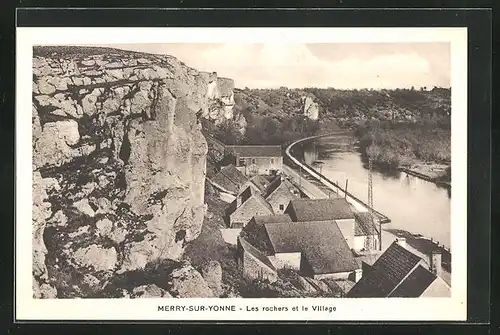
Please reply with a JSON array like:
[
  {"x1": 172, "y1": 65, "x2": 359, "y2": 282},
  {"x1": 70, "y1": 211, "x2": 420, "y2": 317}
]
[
  {"x1": 210, "y1": 164, "x2": 249, "y2": 195},
  {"x1": 264, "y1": 174, "x2": 301, "y2": 214},
  {"x1": 225, "y1": 186, "x2": 274, "y2": 228},
  {"x1": 262, "y1": 221, "x2": 361, "y2": 281},
  {"x1": 225, "y1": 145, "x2": 283, "y2": 177},
  {"x1": 239, "y1": 214, "x2": 293, "y2": 256},
  {"x1": 284, "y1": 198, "x2": 357, "y2": 250},
  {"x1": 347, "y1": 239, "x2": 451, "y2": 298}
]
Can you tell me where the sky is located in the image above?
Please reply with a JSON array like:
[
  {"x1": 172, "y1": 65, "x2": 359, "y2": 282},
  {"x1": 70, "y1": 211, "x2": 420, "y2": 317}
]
[{"x1": 101, "y1": 43, "x2": 450, "y2": 90}]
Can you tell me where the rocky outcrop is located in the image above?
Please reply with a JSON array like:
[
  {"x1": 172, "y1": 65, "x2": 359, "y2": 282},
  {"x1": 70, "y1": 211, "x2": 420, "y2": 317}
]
[
  {"x1": 203, "y1": 72, "x2": 240, "y2": 126},
  {"x1": 168, "y1": 264, "x2": 214, "y2": 298},
  {"x1": 32, "y1": 46, "x2": 215, "y2": 298},
  {"x1": 201, "y1": 260, "x2": 223, "y2": 297},
  {"x1": 131, "y1": 284, "x2": 173, "y2": 298},
  {"x1": 301, "y1": 96, "x2": 319, "y2": 120}
]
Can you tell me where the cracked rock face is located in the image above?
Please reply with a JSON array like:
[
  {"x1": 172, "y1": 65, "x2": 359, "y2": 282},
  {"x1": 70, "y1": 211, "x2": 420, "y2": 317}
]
[
  {"x1": 301, "y1": 96, "x2": 319, "y2": 120},
  {"x1": 32, "y1": 46, "x2": 211, "y2": 298}
]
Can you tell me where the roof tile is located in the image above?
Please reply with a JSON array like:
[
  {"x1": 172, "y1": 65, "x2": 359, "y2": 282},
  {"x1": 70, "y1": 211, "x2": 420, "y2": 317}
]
[
  {"x1": 287, "y1": 198, "x2": 354, "y2": 222},
  {"x1": 347, "y1": 242, "x2": 423, "y2": 297},
  {"x1": 389, "y1": 265, "x2": 437, "y2": 297}
]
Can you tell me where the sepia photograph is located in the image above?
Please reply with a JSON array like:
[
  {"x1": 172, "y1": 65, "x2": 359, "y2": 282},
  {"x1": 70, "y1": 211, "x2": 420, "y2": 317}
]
[{"x1": 18, "y1": 26, "x2": 468, "y2": 321}]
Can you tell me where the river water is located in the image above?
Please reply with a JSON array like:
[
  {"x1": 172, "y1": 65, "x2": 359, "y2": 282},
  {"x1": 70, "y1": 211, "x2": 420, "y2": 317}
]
[{"x1": 300, "y1": 134, "x2": 451, "y2": 249}]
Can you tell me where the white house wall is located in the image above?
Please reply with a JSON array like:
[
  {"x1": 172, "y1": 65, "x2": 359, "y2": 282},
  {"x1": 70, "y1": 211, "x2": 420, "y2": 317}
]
[
  {"x1": 336, "y1": 218, "x2": 355, "y2": 249},
  {"x1": 420, "y1": 277, "x2": 451, "y2": 297}
]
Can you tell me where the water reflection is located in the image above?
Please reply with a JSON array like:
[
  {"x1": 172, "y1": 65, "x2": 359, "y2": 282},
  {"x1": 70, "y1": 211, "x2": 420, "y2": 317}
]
[{"x1": 301, "y1": 135, "x2": 451, "y2": 248}]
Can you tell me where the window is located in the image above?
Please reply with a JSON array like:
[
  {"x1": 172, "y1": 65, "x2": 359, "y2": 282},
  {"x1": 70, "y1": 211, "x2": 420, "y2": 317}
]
[
  {"x1": 271, "y1": 158, "x2": 275, "y2": 164},
  {"x1": 252, "y1": 158, "x2": 256, "y2": 164},
  {"x1": 238, "y1": 158, "x2": 245, "y2": 166},
  {"x1": 279, "y1": 204, "x2": 284, "y2": 210}
]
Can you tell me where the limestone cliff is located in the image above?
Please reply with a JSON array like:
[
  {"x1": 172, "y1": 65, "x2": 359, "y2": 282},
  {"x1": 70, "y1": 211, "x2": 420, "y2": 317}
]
[
  {"x1": 203, "y1": 73, "x2": 246, "y2": 135},
  {"x1": 32, "y1": 46, "x2": 216, "y2": 298},
  {"x1": 301, "y1": 95, "x2": 319, "y2": 120}
]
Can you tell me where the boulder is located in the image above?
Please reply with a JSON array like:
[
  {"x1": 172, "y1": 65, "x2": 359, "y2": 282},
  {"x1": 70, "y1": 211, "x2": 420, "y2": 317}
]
[
  {"x1": 169, "y1": 265, "x2": 214, "y2": 298},
  {"x1": 96, "y1": 218, "x2": 113, "y2": 236},
  {"x1": 131, "y1": 284, "x2": 172, "y2": 298},
  {"x1": 72, "y1": 198, "x2": 95, "y2": 217},
  {"x1": 72, "y1": 244, "x2": 117, "y2": 272},
  {"x1": 33, "y1": 120, "x2": 81, "y2": 168},
  {"x1": 201, "y1": 260, "x2": 223, "y2": 297}
]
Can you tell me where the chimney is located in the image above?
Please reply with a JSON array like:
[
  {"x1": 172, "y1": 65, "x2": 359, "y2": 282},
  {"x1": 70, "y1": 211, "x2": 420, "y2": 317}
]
[
  {"x1": 280, "y1": 173, "x2": 286, "y2": 182},
  {"x1": 429, "y1": 250, "x2": 442, "y2": 277},
  {"x1": 395, "y1": 237, "x2": 407, "y2": 249},
  {"x1": 354, "y1": 269, "x2": 363, "y2": 283}
]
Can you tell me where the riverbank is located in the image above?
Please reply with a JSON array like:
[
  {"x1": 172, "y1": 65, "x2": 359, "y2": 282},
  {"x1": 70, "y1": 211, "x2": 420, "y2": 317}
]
[
  {"x1": 287, "y1": 132, "x2": 451, "y2": 280},
  {"x1": 398, "y1": 165, "x2": 451, "y2": 188}
]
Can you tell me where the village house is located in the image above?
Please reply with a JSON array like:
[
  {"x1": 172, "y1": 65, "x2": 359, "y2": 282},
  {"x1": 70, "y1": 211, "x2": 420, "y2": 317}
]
[
  {"x1": 347, "y1": 238, "x2": 451, "y2": 298},
  {"x1": 236, "y1": 236, "x2": 278, "y2": 284},
  {"x1": 225, "y1": 186, "x2": 274, "y2": 228},
  {"x1": 261, "y1": 221, "x2": 362, "y2": 281},
  {"x1": 225, "y1": 145, "x2": 283, "y2": 177},
  {"x1": 238, "y1": 214, "x2": 293, "y2": 255},
  {"x1": 284, "y1": 198, "x2": 381, "y2": 252},
  {"x1": 263, "y1": 174, "x2": 301, "y2": 214},
  {"x1": 209, "y1": 164, "x2": 249, "y2": 195},
  {"x1": 284, "y1": 198, "x2": 357, "y2": 249}
]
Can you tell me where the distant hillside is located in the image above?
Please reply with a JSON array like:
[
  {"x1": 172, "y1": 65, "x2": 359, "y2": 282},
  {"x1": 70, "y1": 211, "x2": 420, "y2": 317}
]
[
  {"x1": 303, "y1": 87, "x2": 451, "y2": 128},
  {"x1": 208, "y1": 86, "x2": 451, "y2": 177},
  {"x1": 233, "y1": 86, "x2": 450, "y2": 129}
]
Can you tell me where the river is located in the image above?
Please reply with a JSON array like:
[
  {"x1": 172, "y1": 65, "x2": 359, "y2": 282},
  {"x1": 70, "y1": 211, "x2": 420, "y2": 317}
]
[{"x1": 299, "y1": 134, "x2": 451, "y2": 249}]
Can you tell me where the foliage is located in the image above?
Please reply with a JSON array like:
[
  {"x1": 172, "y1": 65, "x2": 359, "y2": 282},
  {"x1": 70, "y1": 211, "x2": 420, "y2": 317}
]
[{"x1": 356, "y1": 120, "x2": 451, "y2": 170}]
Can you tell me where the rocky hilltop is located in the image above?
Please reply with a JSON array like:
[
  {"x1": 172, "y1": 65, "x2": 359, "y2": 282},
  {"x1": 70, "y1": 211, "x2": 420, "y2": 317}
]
[{"x1": 32, "y1": 46, "x2": 231, "y2": 298}]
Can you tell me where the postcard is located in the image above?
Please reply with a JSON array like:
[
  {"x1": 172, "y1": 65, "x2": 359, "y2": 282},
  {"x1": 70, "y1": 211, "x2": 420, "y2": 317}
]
[{"x1": 16, "y1": 26, "x2": 467, "y2": 321}]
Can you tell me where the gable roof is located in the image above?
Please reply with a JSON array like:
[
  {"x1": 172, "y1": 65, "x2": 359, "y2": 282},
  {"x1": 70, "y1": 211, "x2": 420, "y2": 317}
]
[
  {"x1": 227, "y1": 186, "x2": 273, "y2": 216},
  {"x1": 238, "y1": 236, "x2": 276, "y2": 271},
  {"x1": 389, "y1": 265, "x2": 437, "y2": 297},
  {"x1": 264, "y1": 221, "x2": 359, "y2": 275},
  {"x1": 252, "y1": 191, "x2": 274, "y2": 214},
  {"x1": 226, "y1": 186, "x2": 252, "y2": 216},
  {"x1": 287, "y1": 198, "x2": 354, "y2": 222},
  {"x1": 226, "y1": 145, "x2": 282, "y2": 158},
  {"x1": 264, "y1": 175, "x2": 299, "y2": 199},
  {"x1": 212, "y1": 164, "x2": 249, "y2": 193},
  {"x1": 252, "y1": 214, "x2": 292, "y2": 225},
  {"x1": 347, "y1": 241, "x2": 423, "y2": 298},
  {"x1": 354, "y1": 212, "x2": 380, "y2": 236}
]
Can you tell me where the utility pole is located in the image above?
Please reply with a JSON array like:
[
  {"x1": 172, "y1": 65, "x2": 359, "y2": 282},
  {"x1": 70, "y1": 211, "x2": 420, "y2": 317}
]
[
  {"x1": 368, "y1": 156, "x2": 375, "y2": 251},
  {"x1": 367, "y1": 119, "x2": 381, "y2": 251}
]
